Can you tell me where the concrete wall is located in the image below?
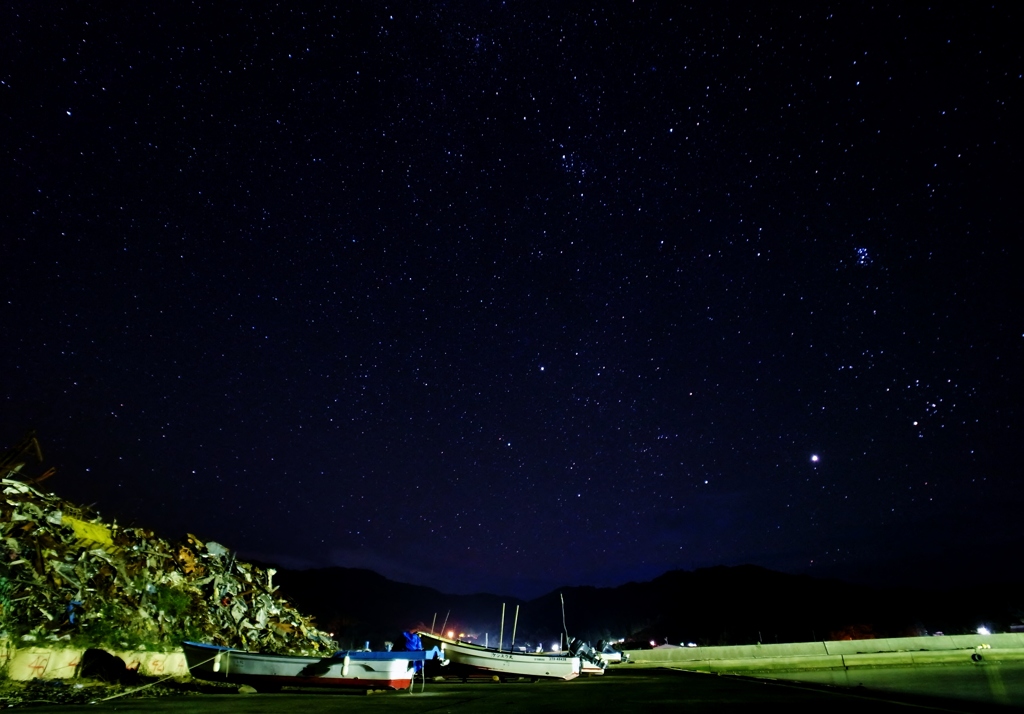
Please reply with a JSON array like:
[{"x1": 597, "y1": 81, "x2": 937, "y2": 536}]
[
  {"x1": 0, "y1": 639, "x2": 189, "y2": 681},
  {"x1": 823, "y1": 632, "x2": 1024, "y2": 654},
  {"x1": 5, "y1": 633, "x2": 1024, "y2": 680},
  {"x1": 622, "y1": 632, "x2": 1024, "y2": 673}
]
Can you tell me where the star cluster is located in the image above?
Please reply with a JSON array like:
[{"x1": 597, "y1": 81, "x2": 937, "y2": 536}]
[{"x1": 2, "y1": 3, "x2": 1021, "y2": 597}]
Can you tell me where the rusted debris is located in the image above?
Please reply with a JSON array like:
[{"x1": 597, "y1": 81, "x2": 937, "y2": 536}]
[
  {"x1": 0, "y1": 476, "x2": 336, "y2": 656},
  {"x1": 0, "y1": 431, "x2": 47, "y2": 482}
]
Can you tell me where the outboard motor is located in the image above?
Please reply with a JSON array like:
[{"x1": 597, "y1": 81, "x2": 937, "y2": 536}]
[{"x1": 567, "y1": 637, "x2": 608, "y2": 670}]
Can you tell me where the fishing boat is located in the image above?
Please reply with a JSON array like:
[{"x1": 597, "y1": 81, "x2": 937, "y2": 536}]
[
  {"x1": 417, "y1": 630, "x2": 581, "y2": 681},
  {"x1": 182, "y1": 640, "x2": 443, "y2": 691},
  {"x1": 416, "y1": 598, "x2": 607, "y2": 682}
]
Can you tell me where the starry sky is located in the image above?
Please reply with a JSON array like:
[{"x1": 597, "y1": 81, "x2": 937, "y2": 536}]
[{"x1": 2, "y1": 2, "x2": 1021, "y2": 599}]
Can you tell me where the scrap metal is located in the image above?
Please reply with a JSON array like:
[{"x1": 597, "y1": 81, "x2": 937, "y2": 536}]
[{"x1": 0, "y1": 477, "x2": 336, "y2": 657}]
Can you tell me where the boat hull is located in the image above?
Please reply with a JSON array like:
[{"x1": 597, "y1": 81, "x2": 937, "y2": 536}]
[
  {"x1": 182, "y1": 641, "x2": 420, "y2": 690},
  {"x1": 418, "y1": 632, "x2": 580, "y2": 681}
]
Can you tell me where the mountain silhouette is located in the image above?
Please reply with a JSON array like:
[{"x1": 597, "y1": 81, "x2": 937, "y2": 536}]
[{"x1": 272, "y1": 565, "x2": 1024, "y2": 650}]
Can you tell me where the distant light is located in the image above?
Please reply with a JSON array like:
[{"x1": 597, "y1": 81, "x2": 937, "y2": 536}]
[
  {"x1": 687, "y1": 642, "x2": 697, "y2": 648},
  {"x1": 447, "y1": 630, "x2": 455, "y2": 638},
  {"x1": 977, "y1": 626, "x2": 991, "y2": 636},
  {"x1": 811, "y1": 454, "x2": 819, "y2": 463},
  {"x1": 650, "y1": 640, "x2": 657, "y2": 647},
  {"x1": 551, "y1": 643, "x2": 560, "y2": 652}
]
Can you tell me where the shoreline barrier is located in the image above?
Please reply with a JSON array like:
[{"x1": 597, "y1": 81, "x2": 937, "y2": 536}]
[
  {"x1": 622, "y1": 632, "x2": 1024, "y2": 673},
  {"x1": 5, "y1": 633, "x2": 1024, "y2": 680},
  {"x1": 0, "y1": 640, "x2": 189, "y2": 680}
]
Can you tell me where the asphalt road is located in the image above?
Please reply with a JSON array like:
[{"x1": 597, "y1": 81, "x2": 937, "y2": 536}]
[{"x1": 10, "y1": 669, "x2": 1014, "y2": 714}]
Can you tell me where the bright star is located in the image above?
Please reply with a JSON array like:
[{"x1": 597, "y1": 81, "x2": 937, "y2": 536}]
[{"x1": 811, "y1": 454, "x2": 819, "y2": 463}]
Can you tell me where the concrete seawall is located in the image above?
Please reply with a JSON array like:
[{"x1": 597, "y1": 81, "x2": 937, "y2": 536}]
[
  {"x1": 0, "y1": 639, "x2": 189, "y2": 680},
  {"x1": 623, "y1": 632, "x2": 1024, "y2": 673},
  {"x1": 4, "y1": 633, "x2": 1024, "y2": 681}
]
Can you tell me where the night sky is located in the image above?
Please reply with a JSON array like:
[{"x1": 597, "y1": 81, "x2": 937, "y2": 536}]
[{"x1": 3, "y1": 3, "x2": 1021, "y2": 599}]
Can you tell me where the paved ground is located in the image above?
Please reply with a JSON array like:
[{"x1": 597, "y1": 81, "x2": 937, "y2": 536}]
[
  {"x1": 6, "y1": 669, "x2": 1013, "y2": 713},
  {"x1": 767, "y1": 661, "x2": 1024, "y2": 708}
]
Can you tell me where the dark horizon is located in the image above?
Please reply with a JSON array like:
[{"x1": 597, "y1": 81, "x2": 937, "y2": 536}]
[
  {"x1": 248, "y1": 551, "x2": 1024, "y2": 603},
  {"x1": 3, "y1": 3, "x2": 1021, "y2": 601},
  {"x1": 265, "y1": 561, "x2": 1024, "y2": 650}
]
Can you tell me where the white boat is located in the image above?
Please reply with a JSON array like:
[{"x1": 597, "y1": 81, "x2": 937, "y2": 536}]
[
  {"x1": 596, "y1": 642, "x2": 630, "y2": 664},
  {"x1": 182, "y1": 641, "x2": 442, "y2": 691},
  {"x1": 417, "y1": 631, "x2": 581, "y2": 681}
]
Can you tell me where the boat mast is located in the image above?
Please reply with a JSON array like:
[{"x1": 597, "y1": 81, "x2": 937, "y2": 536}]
[
  {"x1": 511, "y1": 605, "x2": 520, "y2": 651},
  {"x1": 499, "y1": 602, "x2": 506, "y2": 651},
  {"x1": 560, "y1": 592, "x2": 569, "y2": 641}
]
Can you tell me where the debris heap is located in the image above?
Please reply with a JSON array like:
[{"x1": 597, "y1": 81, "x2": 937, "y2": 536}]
[{"x1": 0, "y1": 478, "x2": 336, "y2": 655}]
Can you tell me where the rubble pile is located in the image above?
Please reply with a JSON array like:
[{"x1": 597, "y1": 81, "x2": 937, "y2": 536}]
[{"x1": 0, "y1": 478, "x2": 336, "y2": 656}]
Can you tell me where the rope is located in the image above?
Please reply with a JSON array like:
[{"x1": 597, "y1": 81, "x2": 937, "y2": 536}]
[
  {"x1": 94, "y1": 649, "x2": 429, "y2": 701},
  {"x1": 90, "y1": 652, "x2": 219, "y2": 704}
]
